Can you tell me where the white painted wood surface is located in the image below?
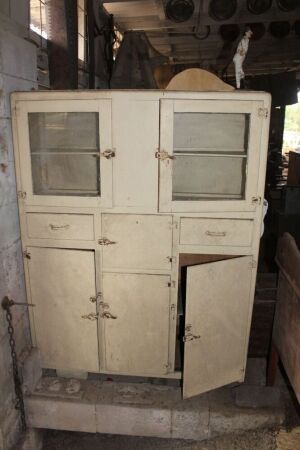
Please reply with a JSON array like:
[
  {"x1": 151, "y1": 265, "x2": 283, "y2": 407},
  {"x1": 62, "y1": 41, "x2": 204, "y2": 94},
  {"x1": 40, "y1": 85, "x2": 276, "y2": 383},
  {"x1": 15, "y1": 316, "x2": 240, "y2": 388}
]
[
  {"x1": 101, "y1": 214, "x2": 172, "y2": 271},
  {"x1": 27, "y1": 247, "x2": 99, "y2": 372},
  {"x1": 180, "y1": 218, "x2": 253, "y2": 247},
  {"x1": 15, "y1": 99, "x2": 113, "y2": 208},
  {"x1": 183, "y1": 256, "x2": 253, "y2": 398},
  {"x1": 101, "y1": 273, "x2": 171, "y2": 374},
  {"x1": 159, "y1": 98, "x2": 266, "y2": 213},
  {"x1": 26, "y1": 213, "x2": 95, "y2": 240}
]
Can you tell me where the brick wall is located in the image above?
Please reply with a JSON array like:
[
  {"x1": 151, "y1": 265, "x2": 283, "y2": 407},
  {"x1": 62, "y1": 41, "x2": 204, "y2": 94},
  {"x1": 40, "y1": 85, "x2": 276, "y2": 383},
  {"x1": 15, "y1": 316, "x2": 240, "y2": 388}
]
[{"x1": 0, "y1": 2, "x2": 37, "y2": 448}]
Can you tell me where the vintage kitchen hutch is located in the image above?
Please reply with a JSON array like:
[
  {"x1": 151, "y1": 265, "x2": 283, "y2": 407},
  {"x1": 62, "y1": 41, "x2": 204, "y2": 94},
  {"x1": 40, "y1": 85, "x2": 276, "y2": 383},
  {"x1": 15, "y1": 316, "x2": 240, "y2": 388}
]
[{"x1": 11, "y1": 89, "x2": 270, "y2": 398}]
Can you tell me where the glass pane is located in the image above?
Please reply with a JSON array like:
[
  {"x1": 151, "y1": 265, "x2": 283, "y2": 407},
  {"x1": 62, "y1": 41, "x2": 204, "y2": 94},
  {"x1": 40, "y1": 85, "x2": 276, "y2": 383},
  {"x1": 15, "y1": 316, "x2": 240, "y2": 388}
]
[
  {"x1": 172, "y1": 112, "x2": 249, "y2": 201},
  {"x1": 28, "y1": 112, "x2": 100, "y2": 196},
  {"x1": 31, "y1": 154, "x2": 99, "y2": 196},
  {"x1": 173, "y1": 155, "x2": 246, "y2": 200},
  {"x1": 174, "y1": 113, "x2": 249, "y2": 154}
]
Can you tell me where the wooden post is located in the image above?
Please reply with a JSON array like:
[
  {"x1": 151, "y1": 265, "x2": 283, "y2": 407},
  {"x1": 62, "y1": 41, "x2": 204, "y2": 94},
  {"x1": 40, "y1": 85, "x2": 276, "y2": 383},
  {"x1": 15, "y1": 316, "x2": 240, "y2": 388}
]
[{"x1": 47, "y1": 0, "x2": 78, "y2": 89}]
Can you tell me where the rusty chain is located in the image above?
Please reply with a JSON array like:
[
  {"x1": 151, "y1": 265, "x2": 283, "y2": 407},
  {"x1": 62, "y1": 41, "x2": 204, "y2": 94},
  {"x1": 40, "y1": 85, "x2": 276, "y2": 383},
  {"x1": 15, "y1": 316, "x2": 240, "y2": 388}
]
[{"x1": 2, "y1": 297, "x2": 27, "y2": 431}]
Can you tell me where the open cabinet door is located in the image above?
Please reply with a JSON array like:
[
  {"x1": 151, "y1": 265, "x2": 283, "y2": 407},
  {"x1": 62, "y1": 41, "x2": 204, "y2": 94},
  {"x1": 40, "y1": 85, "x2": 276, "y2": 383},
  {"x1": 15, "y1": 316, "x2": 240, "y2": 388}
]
[{"x1": 183, "y1": 256, "x2": 253, "y2": 398}]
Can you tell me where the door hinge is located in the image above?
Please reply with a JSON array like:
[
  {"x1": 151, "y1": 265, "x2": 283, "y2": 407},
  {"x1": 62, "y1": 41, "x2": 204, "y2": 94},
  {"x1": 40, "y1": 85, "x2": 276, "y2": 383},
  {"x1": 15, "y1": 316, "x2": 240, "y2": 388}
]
[
  {"x1": 258, "y1": 107, "x2": 268, "y2": 118},
  {"x1": 100, "y1": 149, "x2": 115, "y2": 159},
  {"x1": 250, "y1": 259, "x2": 257, "y2": 269},
  {"x1": 98, "y1": 238, "x2": 117, "y2": 246},
  {"x1": 170, "y1": 304, "x2": 176, "y2": 320},
  {"x1": 23, "y1": 250, "x2": 31, "y2": 259},
  {"x1": 17, "y1": 191, "x2": 26, "y2": 199},
  {"x1": 252, "y1": 196, "x2": 262, "y2": 205},
  {"x1": 155, "y1": 150, "x2": 175, "y2": 161}
]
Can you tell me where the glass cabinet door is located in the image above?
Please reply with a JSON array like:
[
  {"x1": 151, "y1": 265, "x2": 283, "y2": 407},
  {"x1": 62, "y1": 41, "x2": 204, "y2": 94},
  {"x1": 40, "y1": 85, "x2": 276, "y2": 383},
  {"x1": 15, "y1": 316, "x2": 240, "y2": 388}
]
[
  {"x1": 159, "y1": 99, "x2": 264, "y2": 212},
  {"x1": 16, "y1": 99, "x2": 112, "y2": 206}
]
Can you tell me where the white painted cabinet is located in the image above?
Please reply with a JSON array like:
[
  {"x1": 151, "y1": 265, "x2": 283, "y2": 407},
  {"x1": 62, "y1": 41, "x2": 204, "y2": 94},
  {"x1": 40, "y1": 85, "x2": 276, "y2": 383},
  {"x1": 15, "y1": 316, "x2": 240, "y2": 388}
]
[
  {"x1": 159, "y1": 99, "x2": 264, "y2": 212},
  {"x1": 15, "y1": 99, "x2": 113, "y2": 207},
  {"x1": 12, "y1": 90, "x2": 270, "y2": 398}
]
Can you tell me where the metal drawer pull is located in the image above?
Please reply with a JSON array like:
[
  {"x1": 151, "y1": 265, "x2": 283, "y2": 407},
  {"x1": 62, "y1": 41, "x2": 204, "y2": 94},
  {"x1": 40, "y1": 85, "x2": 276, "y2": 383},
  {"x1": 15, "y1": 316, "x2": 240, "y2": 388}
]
[
  {"x1": 82, "y1": 312, "x2": 98, "y2": 321},
  {"x1": 49, "y1": 224, "x2": 70, "y2": 231},
  {"x1": 100, "y1": 311, "x2": 117, "y2": 319},
  {"x1": 205, "y1": 231, "x2": 226, "y2": 237}
]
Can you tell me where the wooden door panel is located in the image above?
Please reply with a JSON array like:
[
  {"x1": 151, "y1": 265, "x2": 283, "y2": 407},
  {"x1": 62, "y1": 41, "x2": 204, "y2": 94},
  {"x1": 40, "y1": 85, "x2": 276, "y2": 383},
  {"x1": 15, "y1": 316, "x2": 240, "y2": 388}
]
[
  {"x1": 101, "y1": 214, "x2": 172, "y2": 271},
  {"x1": 28, "y1": 247, "x2": 99, "y2": 372},
  {"x1": 183, "y1": 256, "x2": 253, "y2": 398},
  {"x1": 102, "y1": 273, "x2": 171, "y2": 374}
]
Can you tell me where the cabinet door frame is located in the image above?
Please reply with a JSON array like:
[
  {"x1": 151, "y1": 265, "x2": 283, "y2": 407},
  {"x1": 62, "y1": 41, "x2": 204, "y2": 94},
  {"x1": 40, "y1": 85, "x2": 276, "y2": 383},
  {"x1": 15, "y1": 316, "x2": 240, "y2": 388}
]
[
  {"x1": 159, "y1": 99, "x2": 264, "y2": 213},
  {"x1": 15, "y1": 99, "x2": 113, "y2": 207}
]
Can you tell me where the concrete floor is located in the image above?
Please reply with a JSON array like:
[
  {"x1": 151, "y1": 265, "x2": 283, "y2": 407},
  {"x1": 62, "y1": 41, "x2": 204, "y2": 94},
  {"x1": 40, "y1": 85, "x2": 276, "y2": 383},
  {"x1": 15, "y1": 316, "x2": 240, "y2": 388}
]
[
  {"x1": 43, "y1": 429, "x2": 277, "y2": 450},
  {"x1": 40, "y1": 358, "x2": 299, "y2": 450}
]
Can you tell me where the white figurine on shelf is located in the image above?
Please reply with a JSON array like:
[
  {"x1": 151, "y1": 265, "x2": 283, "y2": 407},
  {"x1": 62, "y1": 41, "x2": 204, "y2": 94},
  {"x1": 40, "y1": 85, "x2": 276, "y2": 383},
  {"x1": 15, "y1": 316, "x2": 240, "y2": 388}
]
[{"x1": 233, "y1": 28, "x2": 253, "y2": 89}]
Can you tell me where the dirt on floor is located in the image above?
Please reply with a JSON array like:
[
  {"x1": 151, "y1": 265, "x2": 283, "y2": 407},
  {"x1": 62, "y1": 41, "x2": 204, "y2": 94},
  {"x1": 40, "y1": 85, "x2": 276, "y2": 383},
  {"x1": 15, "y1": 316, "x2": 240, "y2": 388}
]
[{"x1": 43, "y1": 429, "x2": 278, "y2": 450}]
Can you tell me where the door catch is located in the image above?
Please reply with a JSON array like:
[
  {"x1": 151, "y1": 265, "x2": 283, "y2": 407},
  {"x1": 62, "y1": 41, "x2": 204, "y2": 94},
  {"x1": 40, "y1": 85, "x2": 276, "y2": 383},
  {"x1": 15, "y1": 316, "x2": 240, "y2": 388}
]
[
  {"x1": 183, "y1": 333, "x2": 201, "y2": 342},
  {"x1": 183, "y1": 324, "x2": 200, "y2": 342},
  {"x1": 101, "y1": 149, "x2": 115, "y2": 159},
  {"x1": 100, "y1": 311, "x2": 117, "y2": 319},
  {"x1": 155, "y1": 150, "x2": 175, "y2": 161},
  {"x1": 81, "y1": 312, "x2": 99, "y2": 321},
  {"x1": 98, "y1": 238, "x2": 117, "y2": 246}
]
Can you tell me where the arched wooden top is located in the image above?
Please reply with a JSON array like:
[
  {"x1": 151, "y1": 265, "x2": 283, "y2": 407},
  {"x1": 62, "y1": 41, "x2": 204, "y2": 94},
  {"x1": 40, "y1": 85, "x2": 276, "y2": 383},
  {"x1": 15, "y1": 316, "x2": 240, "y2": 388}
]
[{"x1": 166, "y1": 68, "x2": 235, "y2": 92}]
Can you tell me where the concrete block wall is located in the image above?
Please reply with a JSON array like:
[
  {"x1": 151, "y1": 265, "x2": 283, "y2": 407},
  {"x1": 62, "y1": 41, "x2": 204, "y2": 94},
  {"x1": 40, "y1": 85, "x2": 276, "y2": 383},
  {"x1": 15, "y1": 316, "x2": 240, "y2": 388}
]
[{"x1": 0, "y1": 2, "x2": 37, "y2": 449}]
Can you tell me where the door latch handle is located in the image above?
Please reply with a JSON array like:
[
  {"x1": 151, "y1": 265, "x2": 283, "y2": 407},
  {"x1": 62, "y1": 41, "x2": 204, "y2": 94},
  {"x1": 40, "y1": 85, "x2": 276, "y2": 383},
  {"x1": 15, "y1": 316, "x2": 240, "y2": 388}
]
[
  {"x1": 155, "y1": 150, "x2": 175, "y2": 160},
  {"x1": 89, "y1": 292, "x2": 102, "y2": 303},
  {"x1": 81, "y1": 312, "x2": 99, "y2": 321},
  {"x1": 100, "y1": 149, "x2": 115, "y2": 159},
  {"x1": 100, "y1": 311, "x2": 117, "y2": 319},
  {"x1": 183, "y1": 333, "x2": 201, "y2": 342}
]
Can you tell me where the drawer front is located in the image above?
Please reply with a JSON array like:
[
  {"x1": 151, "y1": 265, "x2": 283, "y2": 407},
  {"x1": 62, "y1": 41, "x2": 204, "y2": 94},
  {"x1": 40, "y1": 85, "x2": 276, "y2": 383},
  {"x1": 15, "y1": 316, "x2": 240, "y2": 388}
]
[
  {"x1": 26, "y1": 213, "x2": 94, "y2": 241},
  {"x1": 101, "y1": 214, "x2": 172, "y2": 270},
  {"x1": 180, "y1": 218, "x2": 253, "y2": 247}
]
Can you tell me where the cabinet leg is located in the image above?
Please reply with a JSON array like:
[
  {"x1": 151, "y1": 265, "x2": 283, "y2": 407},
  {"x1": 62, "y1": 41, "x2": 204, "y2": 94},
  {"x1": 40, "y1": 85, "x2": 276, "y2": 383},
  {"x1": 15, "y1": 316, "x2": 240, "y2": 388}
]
[{"x1": 267, "y1": 342, "x2": 279, "y2": 386}]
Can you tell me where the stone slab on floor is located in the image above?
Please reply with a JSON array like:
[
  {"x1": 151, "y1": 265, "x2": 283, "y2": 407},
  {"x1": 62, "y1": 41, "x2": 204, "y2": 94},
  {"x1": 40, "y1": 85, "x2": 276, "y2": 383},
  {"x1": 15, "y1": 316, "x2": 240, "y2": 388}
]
[
  {"x1": 234, "y1": 385, "x2": 282, "y2": 409},
  {"x1": 24, "y1": 378, "x2": 284, "y2": 441},
  {"x1": 17, "y1": 428, "x2": 43, "y2": 450}
]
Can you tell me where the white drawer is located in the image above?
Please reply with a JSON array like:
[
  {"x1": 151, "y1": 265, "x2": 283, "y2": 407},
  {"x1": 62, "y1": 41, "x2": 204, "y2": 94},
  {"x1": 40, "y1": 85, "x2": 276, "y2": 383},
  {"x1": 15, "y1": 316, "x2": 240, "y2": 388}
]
[
  {"x1": 180, "y1": 218, "x2": 253, "y2": 247},
  {"x1": 26, "y1": 213, "x2": 94, "y2": 241}
]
